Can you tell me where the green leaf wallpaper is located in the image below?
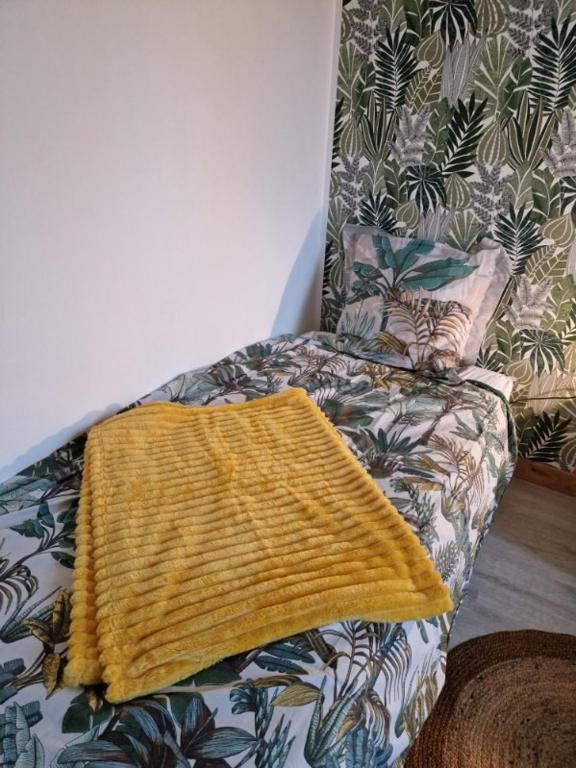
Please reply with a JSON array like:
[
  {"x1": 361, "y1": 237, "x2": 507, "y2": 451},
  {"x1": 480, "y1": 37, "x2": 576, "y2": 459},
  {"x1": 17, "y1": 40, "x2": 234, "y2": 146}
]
[{"x1": 323, "y1": 0, "x2": 576, "y2": 473}]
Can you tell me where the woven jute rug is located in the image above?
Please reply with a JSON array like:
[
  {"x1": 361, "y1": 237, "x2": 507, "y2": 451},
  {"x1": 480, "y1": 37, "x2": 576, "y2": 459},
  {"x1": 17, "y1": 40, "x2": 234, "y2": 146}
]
[{"x1": 405, "y1": 630, "x2": 576, "y2": 768}]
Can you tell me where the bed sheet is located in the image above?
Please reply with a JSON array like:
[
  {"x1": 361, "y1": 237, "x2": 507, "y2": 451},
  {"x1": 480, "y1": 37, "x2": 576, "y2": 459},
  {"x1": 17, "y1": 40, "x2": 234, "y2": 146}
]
[{"x1": 0, "y1": 333, "x2": 516, "y2": 768}]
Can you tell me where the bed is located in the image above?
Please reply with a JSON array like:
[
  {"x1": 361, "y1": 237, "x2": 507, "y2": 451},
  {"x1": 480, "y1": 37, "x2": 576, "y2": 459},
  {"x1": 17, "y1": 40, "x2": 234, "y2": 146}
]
[{"x1": 0, "y1": 331, "x2": 516, "y2": 768}]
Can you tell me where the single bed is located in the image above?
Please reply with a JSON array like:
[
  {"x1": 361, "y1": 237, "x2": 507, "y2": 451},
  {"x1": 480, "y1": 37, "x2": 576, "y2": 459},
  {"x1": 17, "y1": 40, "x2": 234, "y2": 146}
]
[{"x1": 0, "y1": 331, "x2": 516, "y2": 768}]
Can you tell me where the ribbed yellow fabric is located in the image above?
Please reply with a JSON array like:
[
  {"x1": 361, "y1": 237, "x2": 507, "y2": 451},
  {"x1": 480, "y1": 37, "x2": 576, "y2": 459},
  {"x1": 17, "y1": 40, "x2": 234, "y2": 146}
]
[{"x1": 64, "y1": 388, "x2": 451, "y2": 702}]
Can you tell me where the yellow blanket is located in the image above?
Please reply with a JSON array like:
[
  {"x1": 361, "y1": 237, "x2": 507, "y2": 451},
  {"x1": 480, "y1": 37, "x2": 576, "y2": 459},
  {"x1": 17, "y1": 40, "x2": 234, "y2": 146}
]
[{"x1": 64, "y1": 388, "x2": 451, "y2": 703}]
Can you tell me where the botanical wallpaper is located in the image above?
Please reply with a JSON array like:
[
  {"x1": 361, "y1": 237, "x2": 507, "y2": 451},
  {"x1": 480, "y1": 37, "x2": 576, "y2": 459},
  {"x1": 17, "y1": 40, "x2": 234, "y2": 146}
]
[
  {"x1": 0, "y1": 333, "x2": 515, "y2": 767},
  {"x1": 323, "y1": 0, "x2": 576, "y2": 472}
]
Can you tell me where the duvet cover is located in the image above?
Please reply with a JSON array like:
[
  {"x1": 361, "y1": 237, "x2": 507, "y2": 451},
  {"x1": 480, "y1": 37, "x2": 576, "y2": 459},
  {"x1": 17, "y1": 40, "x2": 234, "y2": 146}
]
[{"x1": 0, "y1": 332, "x2": 516, "y2": 768}]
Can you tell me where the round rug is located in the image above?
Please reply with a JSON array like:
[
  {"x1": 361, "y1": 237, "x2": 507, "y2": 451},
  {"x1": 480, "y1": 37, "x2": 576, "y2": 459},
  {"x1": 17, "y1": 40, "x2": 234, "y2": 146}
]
[{"x1": 405, "y1": 630, "x2": 576, "y2": 768}]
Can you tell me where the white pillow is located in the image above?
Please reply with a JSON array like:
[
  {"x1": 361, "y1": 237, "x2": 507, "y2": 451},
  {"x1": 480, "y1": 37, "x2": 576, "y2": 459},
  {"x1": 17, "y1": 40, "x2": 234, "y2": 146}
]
[{"x1": 337, "y1": 225, "x2": 511, "y2": 370}]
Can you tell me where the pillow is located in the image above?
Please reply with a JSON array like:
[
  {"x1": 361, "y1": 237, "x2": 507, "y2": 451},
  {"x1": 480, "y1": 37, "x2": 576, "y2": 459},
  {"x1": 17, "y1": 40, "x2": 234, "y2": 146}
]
[{"x1": 336, "y1": 225, "x2": 510, "y2": 372}]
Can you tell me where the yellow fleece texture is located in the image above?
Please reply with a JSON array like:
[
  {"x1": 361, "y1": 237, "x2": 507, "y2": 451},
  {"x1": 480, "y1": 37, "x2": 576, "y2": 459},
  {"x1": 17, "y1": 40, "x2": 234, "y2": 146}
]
[{"x1": 64, "y1": 388, "x2": 451, "y2": 702}]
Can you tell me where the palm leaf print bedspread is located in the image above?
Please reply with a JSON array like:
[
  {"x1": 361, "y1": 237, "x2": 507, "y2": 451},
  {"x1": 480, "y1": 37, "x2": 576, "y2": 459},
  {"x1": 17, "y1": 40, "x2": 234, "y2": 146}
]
[{"x1": 0, "y1": 333, "x2": 516, "y2": 768}]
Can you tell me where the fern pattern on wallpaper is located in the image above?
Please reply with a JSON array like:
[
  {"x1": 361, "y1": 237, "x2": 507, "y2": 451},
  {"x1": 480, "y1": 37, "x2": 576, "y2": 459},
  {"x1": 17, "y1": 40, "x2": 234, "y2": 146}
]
[{"x1": 323, "y1": 0, "x2": 576, "y2": 472}]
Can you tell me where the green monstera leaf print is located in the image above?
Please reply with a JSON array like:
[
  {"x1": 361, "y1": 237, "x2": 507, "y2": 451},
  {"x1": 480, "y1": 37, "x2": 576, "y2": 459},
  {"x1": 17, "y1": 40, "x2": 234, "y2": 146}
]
[{"x1": 324, "y1": 0, "x2": 576, "y2": 473}]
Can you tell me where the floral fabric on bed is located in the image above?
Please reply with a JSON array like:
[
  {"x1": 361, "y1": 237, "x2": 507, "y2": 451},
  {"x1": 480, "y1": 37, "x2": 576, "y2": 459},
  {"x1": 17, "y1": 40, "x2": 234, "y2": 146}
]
[
  {"x1": 0, "y1": 333, "x2": 515, "y2": 768},
  {"x1": 336, "y1": 226, "x2": 510, "y2": 372}
]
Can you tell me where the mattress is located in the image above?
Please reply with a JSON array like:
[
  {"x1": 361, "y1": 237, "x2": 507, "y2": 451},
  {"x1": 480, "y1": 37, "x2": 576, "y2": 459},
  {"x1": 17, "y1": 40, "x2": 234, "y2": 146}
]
[{"x1": 0, "y1": 332, "x2": 516, "y2": 767}]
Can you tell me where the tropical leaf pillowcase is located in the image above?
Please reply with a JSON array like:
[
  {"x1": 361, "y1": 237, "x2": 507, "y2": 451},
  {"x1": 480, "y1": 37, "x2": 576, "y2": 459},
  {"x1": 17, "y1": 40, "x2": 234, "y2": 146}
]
[{"x1": 335, "y1": 225, "x2": 510, "y2": 373}]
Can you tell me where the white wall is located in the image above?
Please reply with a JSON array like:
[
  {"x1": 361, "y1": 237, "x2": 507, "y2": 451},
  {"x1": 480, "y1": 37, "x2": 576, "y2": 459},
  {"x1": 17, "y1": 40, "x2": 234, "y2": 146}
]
[{"x1": 0, "y1": 0, "x2": 340, "y2": 480}]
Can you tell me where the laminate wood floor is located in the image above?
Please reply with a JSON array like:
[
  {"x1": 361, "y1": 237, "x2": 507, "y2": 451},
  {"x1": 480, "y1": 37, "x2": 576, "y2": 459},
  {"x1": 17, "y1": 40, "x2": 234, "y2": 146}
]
[{"x1": 450, "y1": 477, "x2": 576, "y2": 647}]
